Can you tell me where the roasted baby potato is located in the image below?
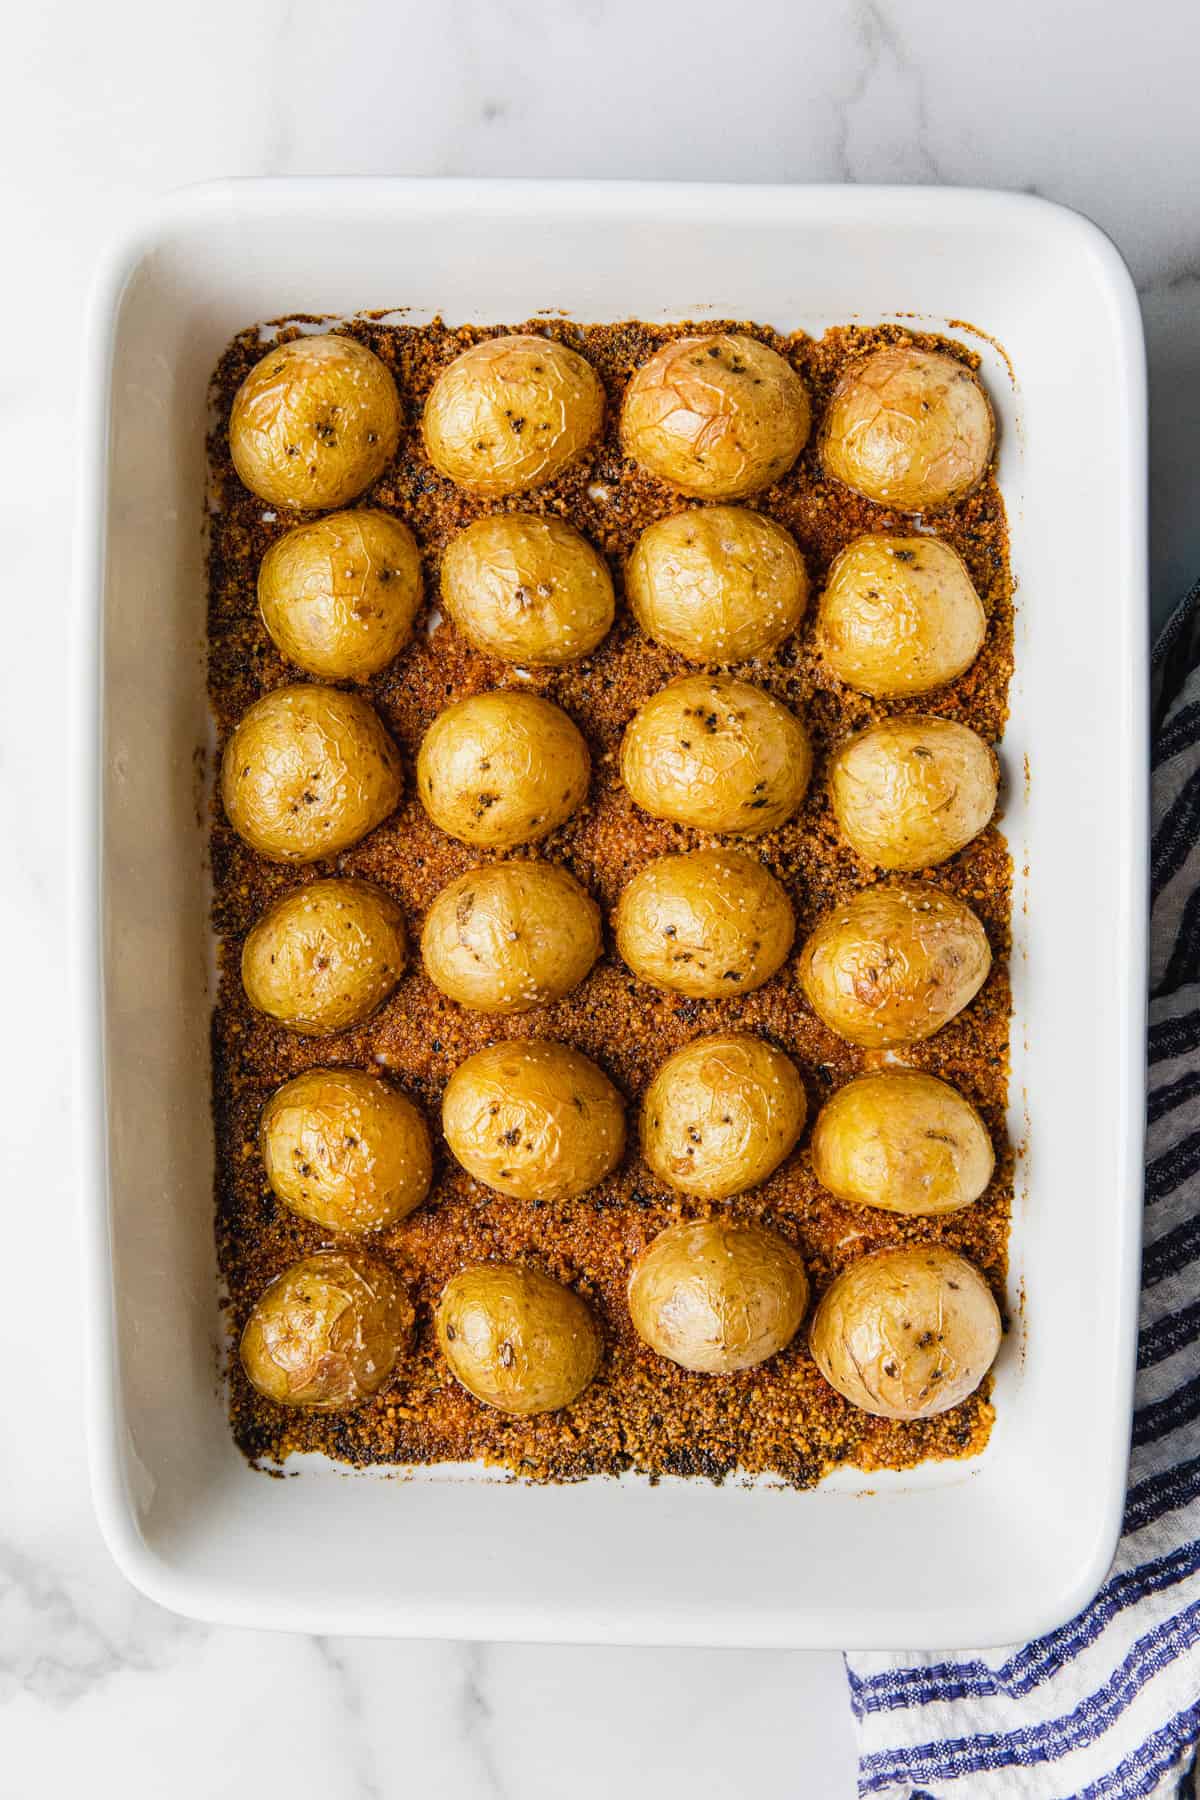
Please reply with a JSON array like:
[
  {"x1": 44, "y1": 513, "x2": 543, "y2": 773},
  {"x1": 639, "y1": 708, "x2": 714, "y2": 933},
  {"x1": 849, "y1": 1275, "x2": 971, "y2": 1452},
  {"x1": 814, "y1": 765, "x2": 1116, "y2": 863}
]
[
  {"x1": 240, "y1": 1251, "x2": 414, "y2": 1410},
  {"x1": 615, "y1": 849, "x2": 794, "y2": 998},
  {"x1": 620, "y1": 674, "x2": 811, "y2": 836},
  {"x1": 259, "y1": 1068, "x2": 433, "y2": 1232},
  {"x1": 421, "y1": 860, "x2": 602, "y2": 1014},
  {"x1": 810, "y1": 1069, "x2": 994, "y2": 1216},
  {"x1": 628, "y1": 1218, "x2": 808, "y2": 1374},
  {"x1": 241, "y1": 878, "x2": 407, "y2": 1036},
  {"x1": 622, "y1": 333, "x2": 810, "y2": 500},
  {"x1": 816, "y1": 535, "x2": 987, "y2": 699},
  {"x1": 809, "y1": 1245, "x2": 1001, "y2": 1419},
  {"x1": 417, "y1": 690, "x2": 590, "y2": 849},
  {"x1": 440, "y1": 513, "x2": 614, "y2": 666},
  {"x1": 436, "y1": 1263, "x2": 602, "y2": 1415},
  {"x1": 641, "y1": 1031, "x2": 805, "y2": 1199},
  {"x1": 625, "y1": 506, "x2": 809, "y2": 664},
  {"x1": 229, "y1": 333, "x2": 402, "y2": 511},
  {"x1": 422, "y1": 334, "x2": 603, "y2": 495},
  {"x1": 821, "y1": 344, "x2": 994, "y2": 511},
  {"x1": 442, "y1": 1039, "x2": 625, "y2": 1201},
  {"x1": 799, "y1": 880, "x2": 990, "y2": 1049},
  {"x1": 257, "y1": 510, "x2": 422, "y2": 680},
  {"x1": 829, "y1": 716, "x2": 998, "y2": 870}
]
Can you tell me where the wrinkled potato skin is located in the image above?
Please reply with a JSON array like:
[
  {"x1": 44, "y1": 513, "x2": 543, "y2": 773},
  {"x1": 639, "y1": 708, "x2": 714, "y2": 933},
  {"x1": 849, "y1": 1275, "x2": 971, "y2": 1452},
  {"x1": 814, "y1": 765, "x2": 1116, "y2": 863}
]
[
  {"x1": 229, "y1": 334, "x2": 402, "y2": 511},
  {"x1": 440, "y1": 514, "x2": 614, "y2": 666},
  {"x1": 241, "y1": 878, "x2": 408, "y2": 1036},
  {"x1": 810, "y1": 1070, "x2": 994, "y2": 1216},
  {"x1": 436, "y1": 1263, "x2": 601, "y2": 1415},
  {"x1": 626, "y1": 506, "x2": 809, "y2": 664},
  {"x1": 260, "y1": 1069, "x2": 433, "y2": 1232},
  {"x1": 641, "y1": 1032, "x2": 806, "y2": 1199},
  {"x1": 220, "y1": 684, "x2": 403, "y2": 864},
  {"x1": 798, "y1": 880, "x2": 991, "y2": 1049},
  {"x1": 239, "y1": 1251, "x2": 414, "y2": 1410},
  {"x1": 622, "y1": 334, "x2": 811, "y2": 500},
  {"x1": 421, "y1": 861, "x2": 602, "y2": 1014},
  {"x1": 817, "y1": 535, "x2": 987, "y2": 699},
  {"x1": 442, "y1": 1040, "x2": 626, "y2": 1201},
  {"x1": 615, "y1": 850, "x2": 794, "y2": 998},
  {"x1": 620, "y1": 675, "x2": 811, "y2": 836},
  {"x1": 257, "y1": 510, "x2": 422, "y2": 680},
  {"x1": 821, "y1": 346, "x2": 994, "y2": 511},
  {"x1": 830, "y1": 716, "x2": 998, "y2": 870},
  {"x1": 809, "y1": 1245, "x2": 1001, "y2": 1419},
  {"x1": 628, "y1": 1219, "x2": 809, "y2": 1374},
  {"x1": 422, "y1": 335, "x2": 603, "y2": 496},
  {"x1": 417, "y1": 691, "x2": 590, "y2": 849}
]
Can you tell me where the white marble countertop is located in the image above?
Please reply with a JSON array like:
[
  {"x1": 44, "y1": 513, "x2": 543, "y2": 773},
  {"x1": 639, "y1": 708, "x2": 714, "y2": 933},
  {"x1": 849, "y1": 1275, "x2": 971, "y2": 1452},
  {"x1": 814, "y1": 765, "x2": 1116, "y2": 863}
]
[{"x1": 4, "y1": 1, "x2": 1197, "y2": 1792}]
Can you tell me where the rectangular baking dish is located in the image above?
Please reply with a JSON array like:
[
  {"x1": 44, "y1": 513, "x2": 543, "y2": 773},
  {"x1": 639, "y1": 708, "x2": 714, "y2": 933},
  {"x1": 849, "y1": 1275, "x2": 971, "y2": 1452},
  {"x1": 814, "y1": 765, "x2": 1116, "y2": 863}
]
[{"x1": 74, "y1": 179, "x2": 1148, "y2": 1647}]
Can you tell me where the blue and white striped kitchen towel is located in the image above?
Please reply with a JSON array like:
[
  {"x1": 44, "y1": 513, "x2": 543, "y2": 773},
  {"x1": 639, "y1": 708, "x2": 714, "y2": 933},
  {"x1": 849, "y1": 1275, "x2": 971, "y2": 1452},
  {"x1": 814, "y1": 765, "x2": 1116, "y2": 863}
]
[{"x1": 845, "y1": 583, "x2": 1200, "y2": 1800}]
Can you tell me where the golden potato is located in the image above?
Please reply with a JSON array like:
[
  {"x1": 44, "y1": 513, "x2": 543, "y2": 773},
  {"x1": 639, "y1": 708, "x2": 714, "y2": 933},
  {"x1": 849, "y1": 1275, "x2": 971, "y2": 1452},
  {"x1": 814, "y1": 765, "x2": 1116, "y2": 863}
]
[
  {"x1": 622, "y1": 334, "x2": 810, "y2": 500},
  {"x1": 417, "y1": 691, "x2": 589, "y2": 849},
  {"x1": 422, "y1": 334, "x2": 603, "y2": 496},
  {"x1": 628, "y1": 1219, "x2": 808, "y2": 1374},
  {"x1": 620, "y1": 675, "x2": 811, "y2": 836},
  {"x1": 442, "y1": 1040, "x2": 625, "y2": 1201},
  {"x1": 242, "y1": 878, "x2": 407, "y2": 1036},
  {"x1": 220, "y1": 684, "x2": 402, "y2": 865},
  {"x1": 798, "y1": 880, "x2": 991, "y2": 1049},
  {"x1": 257, "y1": 510, "x2": 422, "y2": 681},
  {"x1": 821, "y1": 344, "x2": 994, "y2": 511},
  {"x1": 259, "y1": 1068, "x2": 433, "y2": 1232},
  {"x1": 625, "y1": 506, "x2": 808, "y2": 664},
  {"x1": 229, "y1": 333, "x2": 402, "y2": 511},
  {"x1": 830, "y1": 717, "x2": 998, "y2": 870},
  {"x1": 809, "y1": 1245, "x2": 1001, "y2": 1419},
  {"x1": 240, "y1": 1251, "x2": 414, "y2": 1410},
  {"x1": 816, "y1": 535, "x2": 987, "y2": 698},
  {"x1": 615, "y1": 850, "x2": 794, "y2": 998},
  {"x1": 641, "y1": 1032, "x2": 805, "y2": 1199},
  {"x1": 440, "y1": 514, "x2": 614, "y2": 666},
  {"x1": 421, "y1": 861, "x2": 601, "y2": 1014},
  {"x1": 436, "y1": 1263, "x2": 601, "y2": 1415},
  {"x1": 810, "y1": 1070, "x2": 994, "y2": 1216}
]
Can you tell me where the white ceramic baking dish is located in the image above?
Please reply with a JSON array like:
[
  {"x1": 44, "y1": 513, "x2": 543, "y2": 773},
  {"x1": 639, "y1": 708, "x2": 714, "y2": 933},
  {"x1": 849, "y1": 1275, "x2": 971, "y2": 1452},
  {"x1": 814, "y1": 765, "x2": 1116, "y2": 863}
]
[{"x1": 74, "y1": 179, "x2": 1148, "y2": 1647}]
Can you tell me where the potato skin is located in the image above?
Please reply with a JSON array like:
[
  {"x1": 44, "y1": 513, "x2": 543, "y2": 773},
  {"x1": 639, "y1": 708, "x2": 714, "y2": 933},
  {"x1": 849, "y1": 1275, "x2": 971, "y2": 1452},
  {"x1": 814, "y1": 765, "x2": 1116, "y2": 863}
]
[
  {"x1": 799, "y1": 880, "x2": 990, "y2": 1049},
  {"x1": 241, "y1": 878, "x2": 408, "y2": 1036},
  {"x1": 417, "y1": 691, "x2": 589, "y2": 849},
  {"x1": 628, "y1": 1219, "x2": 808, "y2": 1374},
  {"x1": 821, "y1": 345, "x2": 994, "y2": 511},
  {"x1": 220, "y1": 683, "x2": 402, "y2": 864},
  {"x1": 440, "y1": 514, "x2": 614, "y2": 666},
  {"x1": 615, "y1": 850, "x2": 794, "y2": 998},
  {"x1": 830, "y1": 716, "x2": 998, "y2": 871},
  {"x1": 622, "y1": 334, "x2": 810, "y2": 500},
  {"x1": 626, "y1": 506, "x2": 809, "y2": 664},
  {"x1": 442, "y1": 1040, "x2": 625, "y2": 1201},
  {"x1": 620, "y1": 675, "x2": 811, "y2": 836},
  {"x1": 421, "y1": 861, "x2": 602, "y2": 1014},
  {"x1": 257, "y1": 510, "x2": 422, "y2": 680},
  {"x1": 229, "y1": 334, "x2": 402, "y2": 511},
  {"x1": 240, "y1": 1251, "x2": 414, "y2": 1410},
  {"x1": 259, "y1": 1068, "x2": 433, "y2": 1232},
  {"x1": 436, "y1": 1263, "x2": 601, "y2": 1415},
  {"x1": 810, "y1": 1070, "x2": 993, "y2": 1216},
  {"x1": 817, "y1": 535, "x2": 987, "y2": 699},
  {"x1": 641, "y1": 1032, "x2": 806, "y2": 1200},
  {"x1": 422, "y1": 334, "x2": 603, "y2": 496},
  {"x1": 809, "y1": 1245, "x2": 1001, "y2": 1419}
]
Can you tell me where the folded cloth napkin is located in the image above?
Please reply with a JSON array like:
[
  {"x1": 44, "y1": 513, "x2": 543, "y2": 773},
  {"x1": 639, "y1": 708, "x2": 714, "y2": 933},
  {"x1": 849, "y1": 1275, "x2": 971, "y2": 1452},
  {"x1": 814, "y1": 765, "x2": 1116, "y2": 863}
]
[{"x1": 845, "y1": 583, "x2": 1200, "y2": 1800}]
